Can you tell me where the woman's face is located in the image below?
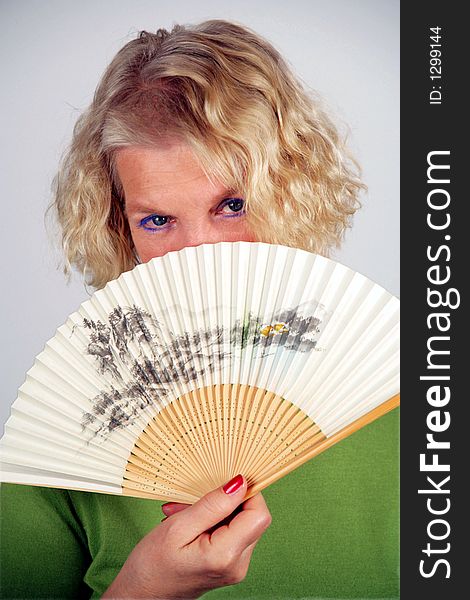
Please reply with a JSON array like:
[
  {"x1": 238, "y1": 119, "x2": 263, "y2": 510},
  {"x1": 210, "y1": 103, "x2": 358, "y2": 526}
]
[{"x1": 116, "y1": 144, "x2": 256, "y2": 263}]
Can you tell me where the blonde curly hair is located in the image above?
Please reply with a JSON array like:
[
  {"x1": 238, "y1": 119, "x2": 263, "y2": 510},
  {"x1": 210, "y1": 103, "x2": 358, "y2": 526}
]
[{"x1": 51, "y1": 19, "x2": 364, "y2": 289}]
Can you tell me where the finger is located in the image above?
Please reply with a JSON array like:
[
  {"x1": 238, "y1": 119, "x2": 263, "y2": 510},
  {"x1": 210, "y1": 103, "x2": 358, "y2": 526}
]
[
  {"x1": 161, "y1": 502, "x2": 190, "y2": 517},
  {"x1": 172, "y1": 474, "x2": 247, "y2": 545},
  {"x1": 240, "y1": 538, "x2": 259, "y2": 563},
  {"x1": 204, "y1": 503, "x2": 244, "y2": 535},
  {"x1": 209, "y1": 492, "x2": 271, "y2": 550}
]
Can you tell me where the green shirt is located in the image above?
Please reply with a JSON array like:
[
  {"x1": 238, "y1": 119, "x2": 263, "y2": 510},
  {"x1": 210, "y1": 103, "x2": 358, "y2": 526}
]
[{"x1": 0, "y1": 409, "x2": 399, "y2": 599}]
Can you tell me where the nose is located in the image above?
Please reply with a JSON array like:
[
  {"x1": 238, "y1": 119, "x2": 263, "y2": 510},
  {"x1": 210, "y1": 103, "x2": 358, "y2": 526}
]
[{"x1": 176, "y1": 222, "x2": 227, "y2": 252}]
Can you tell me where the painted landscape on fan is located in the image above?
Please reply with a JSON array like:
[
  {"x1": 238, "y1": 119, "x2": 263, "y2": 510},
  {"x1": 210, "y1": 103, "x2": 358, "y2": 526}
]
[{"x1": 76, "y1": 300, "x2": 326, "y2": 441}]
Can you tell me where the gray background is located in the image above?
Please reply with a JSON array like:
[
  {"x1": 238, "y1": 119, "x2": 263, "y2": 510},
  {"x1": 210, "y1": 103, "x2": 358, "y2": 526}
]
[{"x1": 0, "y1": 0, "x2": 399, "y2": 430}]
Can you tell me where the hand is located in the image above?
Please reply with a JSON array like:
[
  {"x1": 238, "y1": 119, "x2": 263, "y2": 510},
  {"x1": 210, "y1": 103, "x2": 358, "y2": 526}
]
[{"x1": 102, "y1": 475, "x2": 272, "y2": 599}]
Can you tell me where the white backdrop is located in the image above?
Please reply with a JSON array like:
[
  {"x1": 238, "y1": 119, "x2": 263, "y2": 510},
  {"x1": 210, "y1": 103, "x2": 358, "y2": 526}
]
[{"x1": 0, "y1": 0, "x2": 399, "y2": 430}]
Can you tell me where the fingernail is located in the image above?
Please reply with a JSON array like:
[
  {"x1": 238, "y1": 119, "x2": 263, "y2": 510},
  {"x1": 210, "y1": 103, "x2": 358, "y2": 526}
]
[{"x1": 223, "y1": 474, "x2": 244, "y2": 495}]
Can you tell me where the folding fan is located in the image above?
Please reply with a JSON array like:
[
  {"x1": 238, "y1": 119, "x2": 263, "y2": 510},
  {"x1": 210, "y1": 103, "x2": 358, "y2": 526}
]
[{"x1": 0, "y1": 242, "x2": 399, "y2": 504}]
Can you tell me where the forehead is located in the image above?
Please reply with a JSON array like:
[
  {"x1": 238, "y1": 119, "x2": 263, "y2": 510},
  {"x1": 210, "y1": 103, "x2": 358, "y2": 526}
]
[
  {"x1": 115, "y1": 144, "x2": 229, "y2": 193},
  {"x1": 115, "y1": 143, "x2": 203, "y2": 181},
  {"x1": 115, "y1": 144, "x2": 232, "y2": 210}
]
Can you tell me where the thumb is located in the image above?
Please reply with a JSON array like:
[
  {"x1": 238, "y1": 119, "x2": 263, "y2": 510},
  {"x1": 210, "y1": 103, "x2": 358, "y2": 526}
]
[{"x1": 174, "y1": 474, "x2": 247, "y2": 543}]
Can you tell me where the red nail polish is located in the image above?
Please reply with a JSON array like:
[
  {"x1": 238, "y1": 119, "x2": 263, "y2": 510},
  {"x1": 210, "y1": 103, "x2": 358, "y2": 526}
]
[{"x1": 223, "y1": 474, "x2": 244, "y2": 494}]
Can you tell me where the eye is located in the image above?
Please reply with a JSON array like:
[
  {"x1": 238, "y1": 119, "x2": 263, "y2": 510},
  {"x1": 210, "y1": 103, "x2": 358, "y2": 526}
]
[
  {"x1": 138, "y1": 214, "x2": 173, "y2": 232},
  {"x1": 218, "y1": 198, "x2": 245, "y2": 216}
]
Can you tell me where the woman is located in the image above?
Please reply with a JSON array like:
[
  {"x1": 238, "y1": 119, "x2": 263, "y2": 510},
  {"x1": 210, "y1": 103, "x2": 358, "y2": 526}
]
[{"x1": 0, "y1": 20, "x2": 398, "y2": 599}]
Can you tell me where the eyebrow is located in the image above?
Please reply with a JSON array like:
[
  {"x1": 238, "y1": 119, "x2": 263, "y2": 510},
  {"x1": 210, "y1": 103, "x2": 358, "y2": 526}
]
[{"x1": 125, "y1": 189, "x2": 240, "y2": 216}]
